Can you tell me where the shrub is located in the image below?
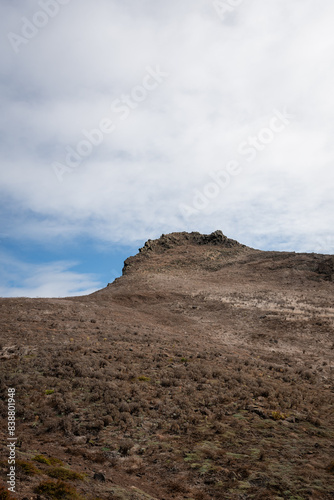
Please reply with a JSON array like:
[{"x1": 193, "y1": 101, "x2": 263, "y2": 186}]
[
  {"x1": 166, "y1": 479, "x2": 188, "y2": 494},
  {"x1": 46, "y1": 467, "x2": 84, "y2": 481},
  {"x1": 16, "y1": 460, "x2": 40, "y2": 475},
  {"x1": 49, "y1": 457, "x2": 64, "y2": 466},
  {"x1": 326, "y1": 461, "x2": 334, "y2": 473},
  {"x1": 119, "y1": 439, "x2": 134, "y2": 456},
  {"x1": 271, "y1": 411, "x2": 287, "y2": 421},
  {"x1": 33, "y1": 454, "x2": 51, "y2": 465},
  {"x1": 161, "y1": 378, "x2": 172, "y2": 387},
  {"x1": 33, "y1": 453, "x2": 63, "y2": 468},
  {"x1": 0, "y1": 484, "x2": 15, "y2": 500},
  {"x1": 124, "y1": 456, "x2": 144, "y2": 474},
  {"x1": 34, "y1": 480, "x2": 80, "y2": 499}
]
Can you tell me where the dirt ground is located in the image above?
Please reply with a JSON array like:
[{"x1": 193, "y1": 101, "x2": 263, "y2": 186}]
[{"x1": 0, "y1": 231, "x2": 333, "y2": 499}]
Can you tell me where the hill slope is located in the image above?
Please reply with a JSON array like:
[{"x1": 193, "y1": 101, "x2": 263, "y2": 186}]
[{"x1": 1, "y1": 231, "x2": 334, "y2": 499}]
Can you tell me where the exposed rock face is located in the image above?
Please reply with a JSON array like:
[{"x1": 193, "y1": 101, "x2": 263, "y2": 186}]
[
  {"x1": 139, "y1": 230, "x2": 244, "y2": 253},
  {"x1": 122, "y1": 230, "x2": 245, "y2": 275}
]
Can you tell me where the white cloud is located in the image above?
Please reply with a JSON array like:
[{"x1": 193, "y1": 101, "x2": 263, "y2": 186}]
[
  {"x1": 0, "y1": 0, "x2": 333, "y2": 255},
  {"x1": 0, "y1": 252, "x2": 102, "y2": 297}
]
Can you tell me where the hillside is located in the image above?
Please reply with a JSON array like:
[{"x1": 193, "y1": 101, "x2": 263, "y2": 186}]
[{"x1": 0, "y1": 231, "x2": 334, "y2": 500}]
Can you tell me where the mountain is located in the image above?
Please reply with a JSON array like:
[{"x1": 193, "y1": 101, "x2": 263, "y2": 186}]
[{"x1": 1, "y1": 231, "x2": 334, "y2": 499}]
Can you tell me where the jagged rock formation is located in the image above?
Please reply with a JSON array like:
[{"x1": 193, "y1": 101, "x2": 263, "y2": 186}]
[
  {"x1": 122, "y1": 230, "x2": 245, "y2": 275},
  {"x1": 139, "y1": 230, "x2": 244, "y2": 252}
]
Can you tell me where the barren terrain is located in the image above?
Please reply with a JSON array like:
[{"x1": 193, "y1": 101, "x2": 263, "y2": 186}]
[{"x1": 1, "y1": 231, "x2": 334, "y2": 499}]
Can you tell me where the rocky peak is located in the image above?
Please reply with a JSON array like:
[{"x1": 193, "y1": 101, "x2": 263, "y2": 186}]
[
  {"x1": 121, "y1": 231, "x2": 245, "y2": 276},
  {"x1": 138, "y1": 230, "x2": 244, "y2": 254}
]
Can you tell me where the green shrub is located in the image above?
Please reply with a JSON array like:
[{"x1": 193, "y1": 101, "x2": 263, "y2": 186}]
[
  {"x1": 271, "y1": 410, "x2": 287, "y2": 421},
  {"x1": 33, "y1": 454, "x2": 51, "y2": 465},
  {"x1": 33, "y1": 454, "x2": 64, "y2": 467},
  {"x1": 34, "y1": 480, "x2": 81, "y2": 499},
  {"x1": 49, "y1": 457, "x2": 64, "y2": 466},
  {"x1": 17, "y1": 460, "x2": 40, "y2": 475},
  {"x1": 47, "y1": 468, "x2": 84, "y2": 481}
]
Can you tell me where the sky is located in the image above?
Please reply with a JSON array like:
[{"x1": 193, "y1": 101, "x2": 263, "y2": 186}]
[{"x1": 0, "y1": 0, "x2": 334, "y2": 297}]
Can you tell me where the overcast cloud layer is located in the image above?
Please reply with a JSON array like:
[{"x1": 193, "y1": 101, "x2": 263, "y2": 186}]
[{"x1": 1, "y1": 0, "x2": 334, "y2": 296}]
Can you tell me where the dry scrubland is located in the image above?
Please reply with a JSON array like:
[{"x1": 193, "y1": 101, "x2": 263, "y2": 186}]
[{"x1": 0, "y1": 231, "x2": 334, "y2": 500}]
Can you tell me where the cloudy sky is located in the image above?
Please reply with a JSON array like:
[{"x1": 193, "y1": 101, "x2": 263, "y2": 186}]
[{"x1": 1, "y1": 0, "x2": 334, "y2": 297}]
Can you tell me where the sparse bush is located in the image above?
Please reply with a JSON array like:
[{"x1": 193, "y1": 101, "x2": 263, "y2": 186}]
[
  {"x1": 34, "y1": 480, "x2": 80, "y2": 499},
  {"x1": 166, "y1": 479, "x2": 188, "y2": 494},
  {"x1": 124, "y1": 456, "x2": 144, "y2": 474},
  {"x1": 119, "y1": 439, "x2": 134, "y2": 456},
  {"x1": 326, "y1": 461, "x2": 334, "y2": 473},
  {"x1": 51, "y1": 393, "x2": 65, "y2": 412},
  {"x1": 49, "y1": 457, "x2": 64, "y2": 466},
  {"x1": 271, "y1": 411, "x2": 287, "y2": 421},
  {"x1": 59, "y1": 416, "x2": 73, "y2": 435},
  {"x1": 46, "y1": 467, "x2": 84, "y2": 481},
  {"x1": 33, "y1": 455, "x2": 63, "y2": 466},
  {"x1": 88, "y1": 451, "x2": 106, "y2": 464},
  {"x1": 161, "y1": 378, "x2": 172, "y2": 387},
  {"x1": 118, "y1": 402, "x2": 130, "y2": 412},
  {"x1": 16, "y1": 460, "x2": 40, "y2": 476},
  {"x1": 0, "y1": 484, "x2": 15, "y2": 500},
  {"x1": 33, "y1": 454, "x2": 51, "y2": 465},
  {"x1": 192, "y1": 490, "x2": 210, "y2": 500}
]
